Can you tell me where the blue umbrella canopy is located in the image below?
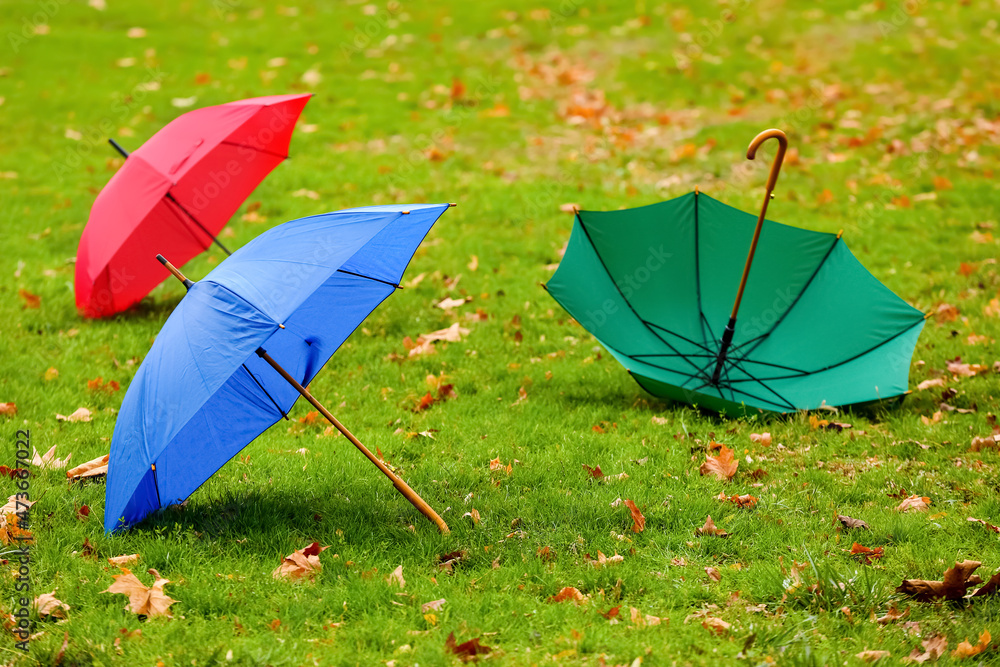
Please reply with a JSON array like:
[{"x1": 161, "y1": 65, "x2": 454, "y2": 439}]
[{"x1": 105, "y1": 203, "x2": 451, "y2": 532}]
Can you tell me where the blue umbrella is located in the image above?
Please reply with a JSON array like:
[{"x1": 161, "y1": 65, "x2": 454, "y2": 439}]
[{"x1": 104, "y1": 204, "x2": 454, "y2": 533}]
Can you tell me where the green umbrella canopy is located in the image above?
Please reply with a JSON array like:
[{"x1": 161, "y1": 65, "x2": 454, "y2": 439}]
[{"x1": 545, "y1": 190, "x2": 926, "y2": 416}]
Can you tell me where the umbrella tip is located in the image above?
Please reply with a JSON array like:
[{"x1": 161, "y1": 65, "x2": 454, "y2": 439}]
[
  {"x1": 448, "y1": 202, "x2": 457, "y2": 207},
  {"x1": 401, "y1": 210, "x2": 410, "y2": 215},
  {"x1": 694, "y1": 185, "x2": 699, "y2": 195},
  {"x1": 836, "y1": 229, "x2": 844, "y2": 239}
]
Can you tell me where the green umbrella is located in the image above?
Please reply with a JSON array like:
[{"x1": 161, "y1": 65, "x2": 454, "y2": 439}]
[{"x1": 545, "y1": 129, "x2": 926, "y2": 416}]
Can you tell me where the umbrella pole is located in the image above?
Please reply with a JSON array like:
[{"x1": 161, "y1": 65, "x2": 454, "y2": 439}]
[
  {"x1": 711, "y1": 129, "x2": 788, "y2": 385},
  {"x1": 255, "y1": 348, "x2": 451, "y2": 534}
]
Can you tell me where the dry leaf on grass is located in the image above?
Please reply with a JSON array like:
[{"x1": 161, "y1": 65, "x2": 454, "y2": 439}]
[
  {"x1": 875, "y1": 604, "x2": 909, "y2": 625},
  {"x1": 850, "y1": 543, "x2": 884, "y2": 564},
  {"x1": 108, "y1": 554, "x2": 139, "y2": 567},
  {"x1": 696, "y1": 515, "x2": 729, "y2": 537},
  {"x1": 386, "y1": 565, "x2": 405, "y2": 588},
  {"x1": 445, "y1": 632, "x2": 491, "y2": 662},
  {"x1": 630, "y1": 607, "x2": 662, "y2": 626},
  {"x1": 699, "y1": 443, "x2": 738, "y2": 481},
  {"x1": 582, "y1": 463, "x2": 604, "y2": 479},
  {"x1": 67, "y1": 454, "x2": 109, "y2": 480},
  {"x1": 856, "y1": 650, "x2": 890, "y2": 662},
  {"x1": 952, "y1": 629, "x2": 991, "y2": 658},
  {"x1": 435, "y1": 296, "x2": 470, "y2": 310},
  {"x1": 749, "y1": 432, "x2": 771, "y2": 446},
  {"x1": 968, "y1": 517, "x2": 1000, "y2": 534},
  {"x1": 272, "y1": 542, "x2": 329, "y2": 582},
  {"x1": 34, "y1": 591, "x2": 70, "y2": 619},
  {"x1": 624, "y1": 499, "x2": 645, "y2": 533},
  {"x1": 705, "y1": 566, "x2": 722, "y2": 582},
  {"x1": 0, "y1": 510, "x2": 33, "y2": 546},
  {"x1": 549, "y1": 586, "x2": 586, "y2": 604},
  {"x1": 0, "y1": 402, "x2": 16, "y2": 416},
  {"x1": 897, "y1": 495, "x2": 931, "y2": 512},
  {"x1": 716, "y1": 492, "x2": 758, "y2": 508},
  {"x1": 701, "y1": 617, "x2": 730, "y2": 635},
  {"x1": 906, "y1": 634, "x2": 947, "y2": 663},
  {"x1": 585, "y1": 551, "x2": 623, "y2": 568},
  {"x1": 32, "y1": 445, "x2": 71, "y2": 469},
  {"x1": 896, "y1": 560, "x2": 985, "y2": 601},
  {"x1": 56, "y1": 407, "x2": 92, "y2": 423},
  {"x1": 421, "y1": 599, "x2": 446, "y2": 613},
  {"x1": 837, "y1": 515, "x2": 870, "y2": 530},
  {"x1": 104, "y1": 568, "x2": 176, "y2": 618}
]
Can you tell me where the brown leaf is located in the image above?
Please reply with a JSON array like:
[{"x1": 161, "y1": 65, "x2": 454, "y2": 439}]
[
  {"x1": 896, "y1": 495, "x2": 931, "y2": 512},
  {"x1": 421, "y1": 598, "x2": 446, "y2": 613},
  {"x1": 971, "y1": 573, "x2": 1000, "y2": 598},
  {"x1": 108, "y1": 554, "x2": 139, "y2": 567},
  {"x1": 55, "y1": 407, "x2": 92, "y2": 423},
  {"x1": 837, "y1": 515, "x2": 870, "y2": 530},
  {"x1": 549, "y1": 586, "x2": 587, "y2": 604},
  {"x1": 749, "y1": 432, "x2": 771, "y2": 446},
  {"x1": 699, "y1": 444, "x2": 738, "y2": 481},
  {"x1": 696, "y1": 515, "x2": 729, "y2": 537},
  {"x1": 968, "y1": 517, "x2": 1000, "y2": 534},
  {"x1": 906, "y1": 634, "x2": 947, "y2": 663},
  {"x1": 76, "y1": 505, "x2": 90, "y2": 521},
  {"x1": 850, "y1": 543, "x2": 884, "y2": 564},
  {"x1": 701, "y1": 617, "x2": 730, "y2": 635},
  {"x1": 34, "y1": 591, "x2": 70, "y2": 619},
  {"x1": 104, "y1": 568, "x2": 177, "y2": 618},
  {"x1": 947, "y1": 359, "x2": 989, "y2": 377},
  {"x1": 856, "y1": 650, "x2": 890, "y2": 662},
  {"x1": 582, "y1": 463, "x2": 604, "y2": 479},
  {"x1": 32, "y1": 445, "x2": 71, "y2": 469},
  {"x1": 0, "y1": 510, "x2": 33, "y2": 546},
  {"x1": 624, "y1": 499, "x2": 645, "y2": 533},
  {"x1": 585, "y1": 551, "x2": 624, "y2": 568},
  {"x1": 896, "y1": 560, "x2": 983, "y2": 601},
  {"x1": 67, "y1": 454, "x2": 109, "y2": 481},
  {"x1": 717, "y1": 493, "x2": 758, "y2": 508},
  {"x1": 705, "y1": 566, "x2": 722, "y2": 582},
  {"x1": 18, "y1": 289, "x2": 40, "y2": 309},
  {"x1": 917, "y1": 378, "x2": 946, "y2": 391},
  {"x1": 952, "y1": 629, "x2": 990, "y2": 658},
  {"x1": 875, "y1": 604, "x2": 909, "y2": 625},
  {"x1": 445, "y1": 632, "x2": 491, "y2": 662},
  {"x1": 386, "y1": 565, "x2": 405, "y2": 588},
  {"x1": 272, "y1": 542, "x2": 329, "y2": 582},
  {"x1": 0, "y1": 403, "x2": 16, "y2": 417}
]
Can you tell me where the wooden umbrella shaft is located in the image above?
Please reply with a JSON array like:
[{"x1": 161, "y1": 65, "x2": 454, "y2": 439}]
[{"x1": 255, "y1": 348, "x2": 450, "y2": 534}]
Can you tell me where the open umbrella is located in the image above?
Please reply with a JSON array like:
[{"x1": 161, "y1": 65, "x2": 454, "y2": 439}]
[
  {"x1": 104, "y1": 203, "x2": 454, "y2": 534},
  {"x1": 545, "y1": 129, "x2": 926, "y2": 415},
  {"x1": 75, "y1": 93, "x2": 312, "y2": 318}
]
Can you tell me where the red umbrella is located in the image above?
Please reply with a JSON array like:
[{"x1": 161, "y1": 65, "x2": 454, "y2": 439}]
[{"x1": 74, "y1": 93, "x2": 312, "y2": 318}]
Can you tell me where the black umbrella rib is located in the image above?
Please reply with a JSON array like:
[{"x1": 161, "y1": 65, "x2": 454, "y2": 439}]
[
  {"x1": 726, "y1": 317, "x2": 925, "y2": 383},
  {"x1": 575, "y1": 215, "x2": 707, "y2": 378},
  {"x1": 732, "y1": 234, "x2": 841, "y2": 364},
  {"x1": 240, "y1": 363, "x2": 289, "y2": 420},
  {"x1": 336, "y1": 269, "x2": 400, "y2": 289},
  {"x1": 162, "y1": 193, "x2": 233, "y2": 255},
  {"x1": 724, "y1": 355, "x2": 798, "y2": 411},
  {"x1": 643, "y1": 321, "x2": 714, "y2": 353},
  {"x1": 219, "y1": 140, "x2": 290, "y2": 161}
]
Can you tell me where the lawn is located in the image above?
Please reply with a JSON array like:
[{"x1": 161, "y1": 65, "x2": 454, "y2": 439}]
[{"x1": 2, "y1": 0, "x2": 1000, "y2": 665}]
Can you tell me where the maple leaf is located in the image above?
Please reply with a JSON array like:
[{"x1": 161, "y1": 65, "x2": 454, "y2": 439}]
[
  {"x1": 549, "y1": 586, "x2": 586, "y2": 604},
  {"x1": 968, "y1": 517, "x2": 1000, "y2": 534},
  {"x1": 702, "y1": 617, "x2": 730, "y2": 635},
  {"x1": 599, "y1": 606, "x2": 621, "y2": 620},
  {"x1": 104, "y1": 568, "x2": 177, "y2": 618},
  {"x1": 0, "y1": 403, "x2": 16, "y2": 417},
  {"x1": 272, "y1": 542, "x2": 329, "y2": 582},
  {"x1": 630, "y1": 607, "x2": 662, "y2": 626},
  {"x1": 917, "y1": 378, "x2": 946, "y2": 391},
  {"x1": 435, "y1": 296, "x2": 469, "y2": 310},
  {"x1": 971, "y1": 572, "x2": 1000, "y2": 598},
  {"x1": 875, "y1": 604, "x2": 909, "y2": 625},
  {"x1": 489, "y1": 457, "x2": 512, "y2": 475},
  {"x1": 705, "y1": 566, "x2": 722, "y2": 582},
  {"x1": 445, "y1": 632, "x2": 491, "y2": 663},
  {"x1": 586, "y1": 551, "x2": 624, "y2": 568},
  {"x1": 717, "y1": 493, "x2": 758, "y2": 508},
  {"x1": 749, "y1": 432, "x2": 771, "y2": 446},
  {"x1": 947, "y1": 359, "x2": 988, "y2": 377},
  {"x1": 624, "y1": 499, "x2": 645, "y2": 533},
  {"x1": 906, "y1": 634, "x2": 947, "y2": 663},
  {"x1": 34, "y1": 591, "x2": 70, "y2": 619},
  {"x1": 415, "y1": 392, "x2": 436, "y2": 412},
  {"x1": 582, "y1": 463, "x2": 604, "y2": 479},
  {"x1": 56, "y1": 407, "x2": 92, "y2": 422},
  {"x1": 66, "y1": 454, "x2": 109, "y2": 481},
  {"x1": 837, "y1": 515, "x2": 870, "y2": 530},
  {"x1": 849, "y1": 543, "x2": 884, "y2": 564},
  {"x1": 896, "y1": 495, "x2": 931, "y2": 512},
  {"x1": 696, "y1": 515, "x2": 729, "y2": 537},
  {"x1": 699, "y1": 444, "x2": 738, "y2": 481},
  {"x1": 32, "y1": 445, "x2": 71, "y2": 469},
  {"x1": 421, "y1": 599, "x2": 446, "y2": 613},
  {"x1": 952, "y1": 629, "x2": 990, "y2": 658},
  {"x1": 18, "y1": 288, "x2": 40, "y2": 309},
  {"x1": 856, "y1": 650, "x2": 890, "y2": 662},
  {"x1": 423, "y1": 322, "x2": 469, "y2": 343},
  {"x1": 108, "y1": 554, "x2": 139, "y2": 567},
  {"x1": 896, "y1": 560, "x2": 984, "y2": 601},
  {"x1": 0, "y1": 504, "x2": 33, "y2": 546},
  {"x1": 386, "y1": 565, "x2": 405, "y2": 588}
]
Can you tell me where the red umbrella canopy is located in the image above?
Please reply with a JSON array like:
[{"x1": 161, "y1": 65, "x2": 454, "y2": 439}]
[{"x1": 75, "y1": 93, "x2": 312, "y2": 318}]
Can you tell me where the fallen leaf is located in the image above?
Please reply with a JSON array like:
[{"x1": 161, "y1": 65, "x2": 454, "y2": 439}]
[
  {"x1": 67, "y1": 454, "x2": 109, "y2": 481},
  {"x1": 34, "y1": 591, "x2": 70, "y2": 619},
  {"x1": 906, "y1": 634, "x2": 947, "y2": 663},
  {"x1": 586, "y1": 551, "x2": 624, "y2": 568},
  {"x1": 947, "y1": 359, "x2": 989, "y2": 377},
  {"x1": 18, "y1": 289, "x2": 40, "y2": 309},
  {"x1": 549, "y1": 587, "x2": 586, "y2": 604},
  {"x1": 435, "y1": 296, "x2": 470, "y2": 310},
  {"x1": 856, "y1": 650, "x2": 890, "y2": 662},
  {"x1": 445, "y1": 632, "x2": 491, "y2": 663},
  {"x1": 875, "y1": 604, "x2": 909, "y2": 625},
  {"x1": 56, "y1": 407, "x2": 92, "y2": 423},
  {"x1": 896, "y1": 560, "x2": 984, "y2": 601},
  {"x1": 386, "y1": 565, "x2": 406, "y2": 588},
  {"x1": 952, "y1": 629, "x2": 990, "y2": 658},
  {"x1": 850, "y1": 543, "x2": 884, "y2": 564},
  {"x1": 696, "y1": 515, "x2": 729, "y2": 537},
  {"x1": 699, "y1": 444, "x2": 738, "y2": 481},
  {"x1": 421, "y1": 599, "x2": 446, "y2": 613},
  {"x1": 717, "y1": 493, "x2": 758, "y2": 508},
  {"x1": 705, "y1": 566, "x2": 722, "y2": 582},
  {"x1": 107, "y1": 554, "x2": 139, "y2": 567},
  {"x1": 749, "y1": 432, "x2": 771, "y2": 446},
  {"x1": 422, "y1": 323, "x2": 470, "y2": 343},
  {"x1": 272, "y1": 542, "x2": 329, "y2": 582},
  {"x1": 582, "y1": 463, "x2": 604, "y2": 479},
  {"x1": 624, "y1": 499, "x2": 645, "y2": 533},
  {"x1": 32, "y1": 445, "x2": 72, "y2": 469},
  {"x1": 837, "y1": 515, "x2": 870, "y2": 530},
  {"x1": 968, "y1": 517, "x2": 1000, "y2": 534},
  {"x1": 104, "y1": 568, "x2": 177, "y2": 618},
  {"x1": 462, "y1": 509, "x2": 481, "y2": 526},
  {"x1": 897, "y1": 495, "x2": 931, "y2": 512},
  {"x1": 702, "y1": 617, "x2": 730, "y2": 635},
  {"x1": 467, "y1": 255, "x2": 479, "y2": 271},
  {"x1": 917, "y1": 378, "x2": 946, "y2": 391},
  {"x1": 0, "y1": 403, "x2": 16, "y2": 417}
]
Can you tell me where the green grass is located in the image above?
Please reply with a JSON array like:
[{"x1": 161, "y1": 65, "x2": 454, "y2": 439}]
[{"x1": 2, "y1": 0, "x2": 1000, "y2": 665}]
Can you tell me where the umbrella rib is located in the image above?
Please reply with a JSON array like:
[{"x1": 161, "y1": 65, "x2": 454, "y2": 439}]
[
  {"x1": 726, "y1": 317, "x2": 925, "y2": 383},
  {"x1": 336, "y1": 269, "x2": 400, "y2": 289},
  {"x1": 733, "y1": 234, "x2": 841, "y2": 362},
  {"x1": 162, "y1": 193, "x2": 232, "y2": 255},
  {"x1": 240, "y1": 363, "x2": 289, "y2": 420},
  {"x1": 219, "y1": 140, "x2": 290, "y2": 161},
  {"x1": 643, "y1": 321, "x2": 714, "y2": 353},
  {"x1": 724, "y1": 356, "x2": 798, "y2": 411},
  {"x1": 575, "y1": 215, "x2": 707, "y2": 378}
]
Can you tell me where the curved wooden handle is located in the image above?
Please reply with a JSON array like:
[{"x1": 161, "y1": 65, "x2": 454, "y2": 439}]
[{"x1": 746, "y1": 129, "x2": 788, "y2": 192}]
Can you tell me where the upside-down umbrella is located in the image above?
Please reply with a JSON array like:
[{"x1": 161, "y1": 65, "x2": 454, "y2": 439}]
[
  {"x1": 75, "y1": 93, "x2": 312, "y2": 318},
  {"x1": 545, "y1": 129, "x2": 926, "y2": 415},
  {"x1": 104, "y1": 203, "x2": 453, "y2": 533}
]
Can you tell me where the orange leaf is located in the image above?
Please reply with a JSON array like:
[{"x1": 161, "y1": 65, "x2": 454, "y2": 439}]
[
  {"x1": 582, "y1": 464, "x2": 604, "y2": 479},
  {"x1": 272, "y1": 542, "x2": 329, "y2": 582},
  {"x1": 624, "y1": 499, "x2": 645, "y2": 533},
  {"x1": 896, "y1": 494, "x2": 931, "y2": 512},
  {"x1": 104, "y1": 568, "x2": 177, "y2": 618},
  {"x1": 699, "y1": 444, "x2": 738, "y2": 481},
  {"x1": 952, "y1": 629, "x2": 990, "y2": 658},
  {"x1": 896, "y1": 560, "x2": 983, "y2": 601},
  {"x1": 549, "y1": 586, "x2": 586, "y2": 604},
  {"x1": 416, "y1": 392, "x2": 435, "y2": 411},
  {"x1": 445, "y1": 632, "x2": 491, "y2": 662},
  {"x1": 933, "y1": 175, "x2": 953, "y2": 190},
  {"x1": 18, "y1": 289, "x2": 40, "y2": 309},
  {"x1": 696, "y1": 515, "x2": 728, "y2": 537}
]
